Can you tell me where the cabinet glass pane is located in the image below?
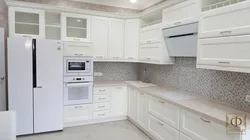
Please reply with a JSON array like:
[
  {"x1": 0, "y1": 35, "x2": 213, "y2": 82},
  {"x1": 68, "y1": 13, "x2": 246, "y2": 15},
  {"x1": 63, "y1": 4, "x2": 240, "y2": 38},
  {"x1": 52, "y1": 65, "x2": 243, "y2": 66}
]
[
  {"x1": 66, "y1": 17, "x2": 87, "y2": 28},
  {"x1": 15, "y1": 12, "x2": 39, "y2": 24},
  {"x1": 46, "y1": 26, "x2": 60, "y2": 40},
  {"x1": 15, "y1": 23, "x2": 39, "y2": 35},
  {"x1": 67, "y1": 28, "x2": 86, "y2": 38}
]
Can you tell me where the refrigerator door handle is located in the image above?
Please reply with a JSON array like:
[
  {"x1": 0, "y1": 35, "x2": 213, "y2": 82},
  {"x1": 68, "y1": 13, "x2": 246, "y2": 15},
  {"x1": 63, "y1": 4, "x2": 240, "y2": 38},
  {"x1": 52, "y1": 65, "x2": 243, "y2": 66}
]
[
  {"x1": 32, "y1": 39, "x2": 37, "y2": 88},
  {"x1": 36, "y1": 86, "x2": 42, "y2": 88}
]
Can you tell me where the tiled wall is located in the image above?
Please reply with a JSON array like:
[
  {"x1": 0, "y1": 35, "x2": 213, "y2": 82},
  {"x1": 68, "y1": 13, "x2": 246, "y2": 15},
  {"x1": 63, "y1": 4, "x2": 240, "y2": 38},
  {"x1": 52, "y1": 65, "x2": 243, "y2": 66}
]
[
  {"x1": 139, "y1": 58, "x2": 250, "y2": 109},
  {"x1": 94, "y1": 62, "x2": 139, "y2": 81}
]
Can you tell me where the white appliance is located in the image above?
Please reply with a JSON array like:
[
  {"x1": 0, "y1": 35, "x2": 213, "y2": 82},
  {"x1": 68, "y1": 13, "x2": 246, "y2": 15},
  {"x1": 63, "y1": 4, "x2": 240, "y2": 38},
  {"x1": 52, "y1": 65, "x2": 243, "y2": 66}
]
[
  {"x1": 8, "y1": 37, "x2": 63, "y2": 136},
  {"x1": 64, "y1": 76, "x2": 93, "y2": 105},
  {"x1": 162, "y1": 22, "x2": 198, "y2": 57},
  {"x1": 0, "y1": 27, "x2": 5, "y2": 111},
  {"x1": 64, "y1": 56, "x2": 93, "y2": 76}
]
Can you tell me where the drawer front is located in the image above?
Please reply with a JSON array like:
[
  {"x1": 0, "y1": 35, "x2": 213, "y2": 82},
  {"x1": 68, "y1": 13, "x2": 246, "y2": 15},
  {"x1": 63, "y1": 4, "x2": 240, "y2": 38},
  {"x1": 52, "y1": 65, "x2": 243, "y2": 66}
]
[
  {"x1": 148, "y1": 114, "x2": 179, "y2": 140},
  {"x1": 197, "y1": 35, "x2": 250, "y2": 68},
  {"x1": 199, "y1": 1, "x2": 250, "y2": 38},
  {"x1": 139, "y1": 44, "x2": 161, "y2": 62},
  {"x1": 94, "y1": 94, "x2": 110, "y2": 103},
  {"x1": 94, "y1": 102, "x2": 110, "y2": 111},
  {"x1": 148, "y1": 96, "x2": 180, "y2": 130},
  {"x1": 180, "y1": 109, "x2": 241, "y2": 140},
  {"x1": 140, "y1": 27, "x2": 161, "y2": 45},
  {"x1": 163, "y1": 0, "x2": 198, "y2": 29},
  {"x1": 63, "y1": 42, "x2": 93, "y2": 56},
  {"x1": 64, "y1": 104, "x2": 93, "y2": 123},
  {"x1": 93, "y1": 110, "x2": 110, "y2": 119},
  {"x1": 94, "y1": 87, "x2": 109, "y2": 95}
]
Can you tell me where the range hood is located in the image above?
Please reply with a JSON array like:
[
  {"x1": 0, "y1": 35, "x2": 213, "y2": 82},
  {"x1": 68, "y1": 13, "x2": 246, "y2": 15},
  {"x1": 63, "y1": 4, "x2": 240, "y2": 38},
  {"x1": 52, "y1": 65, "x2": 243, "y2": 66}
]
[{"x1": 162, "y1": 23, "x2": 198, "y2": 57}]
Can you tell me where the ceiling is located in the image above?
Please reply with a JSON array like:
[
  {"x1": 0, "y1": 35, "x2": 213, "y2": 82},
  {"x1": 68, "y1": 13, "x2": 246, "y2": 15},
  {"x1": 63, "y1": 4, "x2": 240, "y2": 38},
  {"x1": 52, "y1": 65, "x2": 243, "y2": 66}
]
[{"x1": 70, "y1": 0, "x2": 163, "y2": 10}]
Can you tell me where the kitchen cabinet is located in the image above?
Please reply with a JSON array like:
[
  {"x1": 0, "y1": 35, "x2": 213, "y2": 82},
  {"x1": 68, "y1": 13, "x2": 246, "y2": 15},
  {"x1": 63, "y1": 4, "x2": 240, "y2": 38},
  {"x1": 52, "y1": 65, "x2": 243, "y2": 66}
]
[
  {"x1": 62, "y1": 13, "x2": 91, "y2": 42},
  {"x1": 199, "y1": 1, "x2": 250, "y2": 39},
  {"x1": 180, "y1": 133, "x2": 194, "y2": 140},
  {"x1": 110, "y1": 86, "x2": 127, "y2": 117},
  {"x1": 137, "y1": 92, "x2": 147, "y2": 129},
  {"x1": 197, "y1": 35, "x2": 250, "y2": 73},
  {"x1": 180, "y1": 109, "x2": 241, "y2": 140},
  {"x1": 148, "y1": 95, "x2": 180, "y2": 130},
  {"x1": 148, "y1": 114, "x2": 179, "y2": 140},
  {"x1": 63, "y1": 42, "x2": 93, "y2": 57},
  {"x1": 9, "y1": 7, "x2": 45, "y2": 38},
  {"x1": 108, "y1": 18, "x2": 125, "y2": 60},
  {"x1": 92, "y1": 16, "x2": 109, "y2": 60},
  {"x1": 64, "y1": 104, "x2": 93, "y2": 123},
  {"x1": 45, "y1": 12, "x2": 61, "y2": 40},
  {"x1": 128, "y1": 87, "x2": 138, "y2": 121},
  {"x1": 124, "y1": 19, "x2": 140, "y2": 60},
  {"x1": 93, "y1": 110, "x2": 110, "y2": 119},
  {"x1": 162, "y1": 0, "x2": 199, "y2": 29},
  {"x1": 140, "y1": 24, "x2": 161, "y2": 45}
]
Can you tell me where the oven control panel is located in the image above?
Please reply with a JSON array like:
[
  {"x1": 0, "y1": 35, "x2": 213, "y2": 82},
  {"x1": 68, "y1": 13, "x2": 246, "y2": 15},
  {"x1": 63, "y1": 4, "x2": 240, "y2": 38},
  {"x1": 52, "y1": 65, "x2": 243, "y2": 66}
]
[{"x1": 64, "y1": 76, "x2": 93, "y2": 83}]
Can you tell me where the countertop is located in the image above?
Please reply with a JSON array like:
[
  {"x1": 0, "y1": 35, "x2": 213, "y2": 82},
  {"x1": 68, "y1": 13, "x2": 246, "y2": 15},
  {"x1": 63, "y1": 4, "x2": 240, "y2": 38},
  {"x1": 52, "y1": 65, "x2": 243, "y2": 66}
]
[{"x1": 94, "y1": 80, "x2": 250, "y2": 127}]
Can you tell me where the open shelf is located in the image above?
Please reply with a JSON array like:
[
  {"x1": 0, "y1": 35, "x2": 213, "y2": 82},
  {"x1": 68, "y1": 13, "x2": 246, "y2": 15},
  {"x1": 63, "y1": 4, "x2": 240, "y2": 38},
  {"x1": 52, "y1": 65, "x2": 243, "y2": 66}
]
[
  {"x1": 202, "y1": 0, "x2": 247, "y2": 12},
  {"x1": 140, "y1": 11, "x2": 162, "y2": 28}
]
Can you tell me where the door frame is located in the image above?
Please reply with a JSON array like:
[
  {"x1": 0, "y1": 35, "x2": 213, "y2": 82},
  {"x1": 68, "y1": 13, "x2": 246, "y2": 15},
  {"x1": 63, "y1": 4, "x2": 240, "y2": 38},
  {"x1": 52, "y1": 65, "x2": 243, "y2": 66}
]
[{"x1": 0, "y1": 27, "x2": 6, "y2": 111}]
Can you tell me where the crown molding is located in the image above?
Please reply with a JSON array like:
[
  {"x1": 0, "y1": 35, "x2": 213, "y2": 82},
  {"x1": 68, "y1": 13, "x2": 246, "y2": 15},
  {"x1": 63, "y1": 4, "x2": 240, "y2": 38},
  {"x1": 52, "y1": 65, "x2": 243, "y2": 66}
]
[{"x1": 4, "y1": 0, "x2": 184, "y2": 19}]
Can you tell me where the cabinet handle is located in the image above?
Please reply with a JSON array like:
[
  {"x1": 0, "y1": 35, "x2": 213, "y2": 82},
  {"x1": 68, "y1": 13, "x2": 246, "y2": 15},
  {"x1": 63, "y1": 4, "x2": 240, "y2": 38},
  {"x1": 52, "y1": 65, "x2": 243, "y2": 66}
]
[
  {"x1": 99, "y1": 98, "x2": 106, "y2": 100},
  {"x1": 98, "y1": 106, "x2": 105, "y2": 108},
  {"x1": 75, "y1": 106, "x2": 83, "y2": 108},
  {"x1": 158, "y1": 121, "x2": 164, "y2": 126},
  {"x1": 147, "y1": 41, "x2": 151, "y2": 43},
  {"x1": 113, "y1": 57, "x2": 120, "y2": 59},
  {"x1": 98, "y1": 114, "x2": 106, "y2": 116},
  {"x1": 140, "y1": 93, "x2": 144, "y2": 95},
  {"x1": 0, "y1": 77, "x2": 4, "y2": 80},
  {"x1": 220, "y1": 31, "x2": 232, "y2": 35},
  {"x1": 175, "y1": 22, "x2": 181, "y2": 25},
  {"x1": 200, "y1": 118, "x2": 211, "y2": 123},
  {"x1": 159, "y1": 100, "x2": 165, "y2": 104},
  {"x1": 146, "y1": 58, "x2": 150, "y2": 60},
  {"x1": 73, "y1": 39, "x2": 80, "y2": 41},
  {"x1": 116, "y1": 87, "x2": 123, "y2": 89},
  {"x1": 128, "y1": 57, "x2": 134, "y2": 59},
  {"x1": 96, "y1": 56, "x2": 104, "y2": 59},
  {"x1": 218, "y1": 61, "x2": 230, "y2": 64},
  {"x1": 99, "y1": 89, "x2": 106, "y2": 92},
  {"x1": 74, "y1": 53, "x2": 83, "y2": 56}
]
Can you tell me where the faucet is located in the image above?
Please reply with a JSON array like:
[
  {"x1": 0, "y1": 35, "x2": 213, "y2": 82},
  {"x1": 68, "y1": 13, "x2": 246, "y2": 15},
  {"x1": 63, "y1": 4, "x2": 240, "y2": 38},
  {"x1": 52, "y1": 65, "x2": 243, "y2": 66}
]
[{"x1": 142, "y1": 68, "x2": 151, "y2": 83}]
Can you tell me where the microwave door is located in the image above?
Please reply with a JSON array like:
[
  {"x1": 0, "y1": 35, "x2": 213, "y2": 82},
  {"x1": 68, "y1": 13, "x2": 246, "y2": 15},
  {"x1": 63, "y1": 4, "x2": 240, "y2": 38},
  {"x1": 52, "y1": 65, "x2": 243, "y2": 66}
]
[{"x1": 67, "y1": 61, "x2": 86, "y2": 72}]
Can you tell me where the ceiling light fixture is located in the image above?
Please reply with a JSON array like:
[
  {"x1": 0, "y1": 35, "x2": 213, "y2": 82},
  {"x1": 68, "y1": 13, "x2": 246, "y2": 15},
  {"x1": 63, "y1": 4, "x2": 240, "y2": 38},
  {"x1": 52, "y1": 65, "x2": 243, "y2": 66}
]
[{"x1": 130, "y1": 0, "x2": 137, "y2": 3}]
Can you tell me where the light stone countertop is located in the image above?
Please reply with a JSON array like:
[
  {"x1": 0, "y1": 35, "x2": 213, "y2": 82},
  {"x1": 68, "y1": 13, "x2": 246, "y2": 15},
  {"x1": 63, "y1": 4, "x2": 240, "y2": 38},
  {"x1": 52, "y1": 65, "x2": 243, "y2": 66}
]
[{"x1": 94, "y1": 80, "x2": 250, "y2": 127}]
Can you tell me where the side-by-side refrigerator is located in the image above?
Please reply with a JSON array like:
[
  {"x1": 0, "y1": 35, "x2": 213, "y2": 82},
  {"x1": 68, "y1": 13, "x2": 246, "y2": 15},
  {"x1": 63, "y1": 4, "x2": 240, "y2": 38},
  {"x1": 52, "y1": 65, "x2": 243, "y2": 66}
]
[{"x1": 8, "y1": 37, "x2": 63, "y2": 135}]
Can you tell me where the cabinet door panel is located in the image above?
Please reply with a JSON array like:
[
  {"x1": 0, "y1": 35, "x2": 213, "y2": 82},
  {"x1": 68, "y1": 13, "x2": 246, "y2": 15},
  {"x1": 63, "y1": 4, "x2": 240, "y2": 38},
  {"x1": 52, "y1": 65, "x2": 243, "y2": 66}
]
[
  {"x1": 128, "y1": 88, "x2": 138, "y2": 121},
  {"x1": 148, "y1": 114, "x2": 179, "y2": 140},
  {"x1": 64, "y1": 104, "x2": 93, "y2": 123},
  {"x1": 199, "y1": 1, "x2": 250, "y2": 38},
  {"x1": 137, "y1": 92, "x2": 147, "y2": 129},
  {"x1": 124, "y1": 19, "x2": 139, "y2": 60},
  {"x1": 108, "y1": 18, "x2": 124, "y2": 59},
  {"x1": 110, "y1": 86, "x2": 127, "y2": 117},
  {"x1": 92, "y1": 17, "x2": 109, "y2": 59}
]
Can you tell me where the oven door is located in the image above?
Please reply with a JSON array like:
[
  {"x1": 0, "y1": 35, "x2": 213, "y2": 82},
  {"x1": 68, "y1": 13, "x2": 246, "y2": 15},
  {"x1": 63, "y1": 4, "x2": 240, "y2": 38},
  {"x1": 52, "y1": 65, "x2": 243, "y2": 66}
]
[{"x1": 64, "y1": 82, "x2": 93, "y2": 105}]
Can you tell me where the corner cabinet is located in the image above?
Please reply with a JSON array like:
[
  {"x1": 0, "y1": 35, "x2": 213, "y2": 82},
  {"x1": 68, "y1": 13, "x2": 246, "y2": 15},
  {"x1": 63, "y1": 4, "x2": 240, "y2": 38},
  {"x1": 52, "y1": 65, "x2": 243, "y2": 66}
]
[
  {"x1": 9, "y1": 7, "x2": 45, "y2": 38},
  {"x1": 61, "y1": 13, "x2": 91, "y2": 42}
]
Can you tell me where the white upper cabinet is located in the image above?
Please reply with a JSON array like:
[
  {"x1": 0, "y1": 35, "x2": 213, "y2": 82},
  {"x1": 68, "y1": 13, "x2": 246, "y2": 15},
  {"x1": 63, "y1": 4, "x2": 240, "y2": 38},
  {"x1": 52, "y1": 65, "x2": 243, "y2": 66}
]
[
  {"x1": 62, "y1": 13, "x2": 91, "y2": 42},
  {"x1": 91, "y1": 16, "x2": 109, "y2": 60},
  {"x1": 9, "y1": 7, "x2": 45, "y2": 38},
  {"x1": 45, "y1": 12, "x2": 61, "y2": 40},
  {"x1": 110, "y1": 86, "x2": 127, "y2": 117},
  {"x1": 140, "y1": 24, "x2": 161, "y2": 45},
  {"x1": 199, "y1": 1, "x2": 250, "y2": 38},
  {"x1": 108, "y1": 18, "x2": 125, "y2": 60},
  {"x1": 124, "y1": 19, "x2": 140, "y2": 61},
  {"x1": 162, "y1": 0, "x2": 199, "y2": 29},
  {"x1": 63, "y1": 42, "x2": 93, "y2": 57}
]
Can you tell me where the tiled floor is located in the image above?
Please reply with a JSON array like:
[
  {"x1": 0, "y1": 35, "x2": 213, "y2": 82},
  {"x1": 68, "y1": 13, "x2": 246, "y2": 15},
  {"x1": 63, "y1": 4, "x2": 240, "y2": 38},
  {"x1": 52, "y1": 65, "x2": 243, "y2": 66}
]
[{"x1": 17, "y1": 120, "x2": 152, "y2": 140}]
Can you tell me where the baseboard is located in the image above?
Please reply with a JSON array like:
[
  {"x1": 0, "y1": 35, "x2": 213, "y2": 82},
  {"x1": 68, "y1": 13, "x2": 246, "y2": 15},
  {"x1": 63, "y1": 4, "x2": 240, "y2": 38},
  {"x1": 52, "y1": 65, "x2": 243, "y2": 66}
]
[{"x1": 64, "y1": 116, "x2": 128, "y2": 128}]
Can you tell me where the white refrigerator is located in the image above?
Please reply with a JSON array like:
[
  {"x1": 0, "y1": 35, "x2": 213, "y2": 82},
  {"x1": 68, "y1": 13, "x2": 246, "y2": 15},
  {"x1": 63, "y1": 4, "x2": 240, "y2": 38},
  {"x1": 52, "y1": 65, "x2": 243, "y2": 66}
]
[{"x1": 8, "y1": 37, "x2": 63, "y2": 135}]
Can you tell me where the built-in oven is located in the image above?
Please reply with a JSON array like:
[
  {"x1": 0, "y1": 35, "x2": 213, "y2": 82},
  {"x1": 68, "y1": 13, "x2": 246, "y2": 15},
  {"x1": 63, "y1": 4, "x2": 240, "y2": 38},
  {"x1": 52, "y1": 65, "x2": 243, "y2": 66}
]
[
  {"x1": 64, "y1": 56, "x2": 93, "y2": 76},
  {"x1": 64, "y1": 76, "x2": 93, "y2": 105}
]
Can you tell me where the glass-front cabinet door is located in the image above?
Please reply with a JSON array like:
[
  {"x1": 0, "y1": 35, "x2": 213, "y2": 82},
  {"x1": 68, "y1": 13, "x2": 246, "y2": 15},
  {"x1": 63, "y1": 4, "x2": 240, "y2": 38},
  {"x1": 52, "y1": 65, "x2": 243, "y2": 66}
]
[
  {"x1": 9, "y1": 7, "x2": 45, "y2": 38},
  {"x1": 62, "y1": 13, "x2": 91, "y2": 42}
]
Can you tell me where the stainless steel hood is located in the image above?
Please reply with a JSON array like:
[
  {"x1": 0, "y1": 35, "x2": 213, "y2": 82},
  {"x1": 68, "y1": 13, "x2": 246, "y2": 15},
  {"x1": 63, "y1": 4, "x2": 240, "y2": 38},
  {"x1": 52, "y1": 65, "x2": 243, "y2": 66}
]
[{"x1": 162, "y1": 23, "x2": 198, "y2": 57}]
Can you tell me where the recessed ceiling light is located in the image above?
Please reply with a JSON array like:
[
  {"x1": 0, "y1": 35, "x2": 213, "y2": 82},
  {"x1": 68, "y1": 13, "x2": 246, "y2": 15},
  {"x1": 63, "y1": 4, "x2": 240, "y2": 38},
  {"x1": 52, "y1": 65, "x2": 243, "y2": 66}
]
[{"x1": 130, "y1": 0, "x2": 137, "y2": 3}]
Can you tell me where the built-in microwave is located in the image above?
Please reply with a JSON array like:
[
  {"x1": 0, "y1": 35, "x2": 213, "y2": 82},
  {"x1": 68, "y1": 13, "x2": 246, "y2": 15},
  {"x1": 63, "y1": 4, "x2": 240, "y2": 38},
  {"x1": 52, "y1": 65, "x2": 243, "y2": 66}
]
[{"x1": 64, "y1": 56, "x2": 93, "y2": 76}]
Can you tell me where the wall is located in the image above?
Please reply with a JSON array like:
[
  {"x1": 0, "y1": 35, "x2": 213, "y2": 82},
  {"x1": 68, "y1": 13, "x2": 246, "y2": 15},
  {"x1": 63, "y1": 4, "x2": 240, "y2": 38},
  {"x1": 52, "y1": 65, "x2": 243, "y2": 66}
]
[
  {"x1": 94, "y1": 62, "x2": 139, "y2": 81},
  {"x1": 139, "y1": 58, "x2": 250, "y2": 109}
]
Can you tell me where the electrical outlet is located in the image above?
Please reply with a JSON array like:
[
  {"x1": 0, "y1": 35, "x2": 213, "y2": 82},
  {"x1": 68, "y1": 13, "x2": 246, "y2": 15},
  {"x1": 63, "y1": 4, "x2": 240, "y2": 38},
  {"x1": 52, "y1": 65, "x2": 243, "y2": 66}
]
[
  {"x1": 99, "y1": 72, "x2": 103, "y2": 76},
  {"x1": 246, "y1": 95, "x2": 250, "y2": 102},
  {"x1": 94, "y1": 72, "x2": 100, "y2": 76}
]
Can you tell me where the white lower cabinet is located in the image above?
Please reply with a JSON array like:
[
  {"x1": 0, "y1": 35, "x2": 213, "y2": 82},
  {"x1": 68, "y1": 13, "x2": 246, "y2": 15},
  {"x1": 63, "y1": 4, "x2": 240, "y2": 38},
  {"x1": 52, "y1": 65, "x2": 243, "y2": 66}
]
[
  {"x1": 128, "y1": 87, "x2": 138, "y2": 121},
  {"x1": 180, "y1": 133, "x2": 194, "y2": 140},
  {"x1": 148, "y1": 95, "x2": 180, "y2": 129},
  {"x1": 180, "y1": 109, "x2": 241, "y2": 140},
  {"x1": 148, "y1": 114, "x2": 179, "y2": 140},
  {"x1": 110, "y1": 86, "x2": 127, "y2": 117},
  {"x1": 137, "y1": 92, "x2": 147, "y2": 129},
  {"x1": 93, "y1": 110, "x2": 110, "y2": 119},
  {"x1": 64, "y1": 104, "x2": 93, "y2": 123}
]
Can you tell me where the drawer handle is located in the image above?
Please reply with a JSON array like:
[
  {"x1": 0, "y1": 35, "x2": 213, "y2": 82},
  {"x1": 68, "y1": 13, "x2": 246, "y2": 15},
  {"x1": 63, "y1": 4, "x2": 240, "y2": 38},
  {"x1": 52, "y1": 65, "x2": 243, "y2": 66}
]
[
  {"x1": 99, "y1": 98, "x2": 106, "y2": 100},
  {"x1": 158, "y1": 121, "x2": 164, "y2": 126},
  {"x1": 159, "y1": 100, "x2": 165, "y2": 104},
  {"x1": 73, "y1": 39, "x2": 80, "y2": 41},
  {"x1": 116, "y1": 87, "x2": 123, "y2": 89},
  {"x1": 147, "y1": 41, "x2": 151, "y2": 43},
  {"x1": 200, "y1": 118, "x2": 211, "y2": 123},
  {"x1": 218, "y1": 61, "x2": 230, "y2": 64},
  {"x1": 113, "y1": 57, "x2": 120, "y2": 59},
  {"x1": 175, "y1": 22, "x2": 181, "y2": 25},
  {"x1": 96, "y1": 56, "x2": 104, "y2": 58},
  {"x1": 140, "y1": 93, "x2": 144, "y2": 95},
  {"x1": 146, "y1": 58, "x2": 150, "y2": 60},
  {"x1": 128, "y1": 57, "x2": 134, "y2": 59},
  {"x1": 74, "y1": 53, "x2": 83, "y2": 56},
  {"x1": 98, "y1": 106, "x2": 105, "y2": 108},
  {"x1": 98, "y1": 114, "x2": 106, "y2": 116},
  {"x1": 99, "y1": 90, "x2": 106, "y2": 92},
  {"x1": 75, "y1": 106, "x2": 83, "y2": 108},
  {"x1": 220, "y1": 31, "x2": 232, "y2": 35}
]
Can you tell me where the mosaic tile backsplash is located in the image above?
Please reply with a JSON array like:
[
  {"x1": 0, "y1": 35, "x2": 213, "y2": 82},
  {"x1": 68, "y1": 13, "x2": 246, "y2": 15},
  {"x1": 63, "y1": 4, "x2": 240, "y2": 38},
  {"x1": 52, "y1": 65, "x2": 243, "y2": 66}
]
[
  {"x1": 94, "y1": 62, "x2": 139, "y2": 81},
  {"x1": 139, "y1": 58, "x2": 250, "y2": 109}
]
